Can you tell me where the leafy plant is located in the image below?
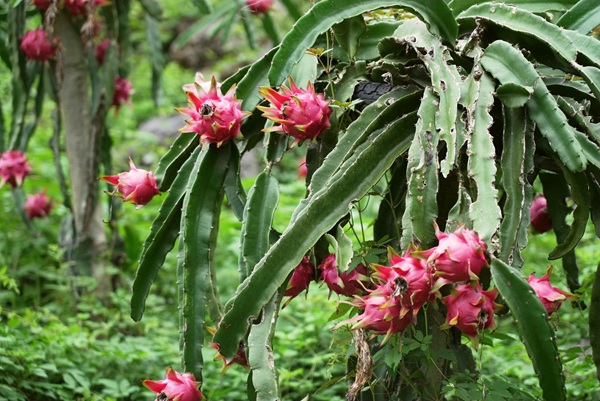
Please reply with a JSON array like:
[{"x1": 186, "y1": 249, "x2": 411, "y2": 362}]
[{"x1": 127, "y1": 0, "x2": 600, "y2": 400}]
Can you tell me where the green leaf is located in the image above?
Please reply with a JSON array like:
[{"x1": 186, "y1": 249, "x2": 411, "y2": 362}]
[
  {"x1": 130, "y1": 146, "x2": 204, "y2": 322},
  {"x1": 333, "y1": 225, "x2": 354, "y2": 272},
  {"x1": 557, "y1": 0, "x2": 600, "y2": 34},
  {"x1": 306, "y1": 88, "x2": 422, "y2": 204},
  {"x1": 374, "y1": 159, "x2": 407, "y2": 245},
  {"x1": 240, "y1": 7, "x2": 258, "y2": 51},
  {"x1": 401, "y1": 87, "x2": 439, "y2": 249},
  {"x1": 499, "y1": 107, "x2": 534, "y2": 267},
  {"x1": 154, "y1": 133, "x2": 199, "y2": 192},
  {"x1": 214, "y1": 112, "x2": 418, "y2": 359},
  {"x1": 562, "y1": 30, "x2": 600, "y2": 69},
  {"x1": 355, "y1": 21, "x2": 402, "y2": 61},
  {"x1": 145, "y1": 14, "x2": 165, "y2": 106},
  {"x1": 261, "y1": 12, "x2": 280, "y2": 45},
  {"x1": 589, "y1": 261, "x2": 600, "y2": 381},
  {"x1": 387, "y1": 18, "x2": 462, "y2": 176},
  {"x1": 268, "y1": 0, "x2": 457, "y2": 85},
  {"x1": 458, "y1": 3, "x2": 577, "y2": 63},
  {"x1": 248, "y1": 292, "x2": 282, "y2": 401},
  {"x1": 466, "y1": 72, "x2": 501, "y2": 244},
  {"x1": 332, "y1": 15, "x2": 367, "y2": 61},
  {"x1": 449, "y1": 0, "x2": 577, "y2": 15},
  {"x1": 181, "y1": 143, "x2": 231, "y2": 379},
  {"x1": 223, "y1": 143, "x2": 247, "y2": 222},
  {"x1": 239, "y1": 170, "x2": 280, "y2": 280},
  {"x1": 496, "y1": 82, "x2": 533, "y2": 109},
  {"x1": 189, "y1": 0, "x2": 212, "y2": 13},
  {"x1": 138, "y1": 0, "x2": 163, "y2": 19},
  {"x1": 491, "y1": 259, "x2": 566, "y2": 401},
  {"x1": 547, "y1": 165, "x2": 590, "y2": 260},
  {"x1": 239, "y1": 47, "x2": 278, "y2": 111},
  {"x1": 481, "y1": 40, "x2": 586, "y2": 172}
]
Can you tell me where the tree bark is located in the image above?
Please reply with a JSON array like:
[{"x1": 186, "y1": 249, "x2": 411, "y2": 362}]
[{"x1": 54, "y1": 13, "x2": 111, "y2": 299}]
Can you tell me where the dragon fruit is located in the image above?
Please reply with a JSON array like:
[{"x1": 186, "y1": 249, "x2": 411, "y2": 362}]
[
  {"x1": 258, "y1": 78, "x2": 332, "y2": 144},
  {"x1": 33, "y1": 0, "x2": 51, "y2": 10},
  {"x1": 95, "y1": 39, "x2": 111, "y2": 66},
  {"x1": 530, "y1": 195, "x2": 553, "y2": 233},
  {"x1": 24, "y1": 191, "x2": 53, "y2": 219},
  {"x1": 0, "y1": 150, "x2": 32, "y2": 189},
  {"x1": 64, "y1": 0, "x2": 106, "y2": 16},
  {"x1": 442, "y1": 282, "x2": 500, "y2": 344},
  {"x1": 424, "y1": 225, "x2": 488, "y2": 284},
  {"x1": 336, "y1": 292, "x2": 414, "y2": 342},
  {"x1": 527, "y1": 267, "x2": 576, "y2": 315},
  {"x1": 284, "y1": 256, "x2": 314, "y2": 299},
  {"x1": 247, "y1": 0, "x2": 272, "y2": 14},
  {"x1": 371, "y1": 249, "x2": 433, "y2": 318},
  {"x1": 143, "y1": 367, "x2": 203, "y2": 401},
  {"x1": 111, "y1": 76, "x2": 134, "y2": 115},
  {"x1": 100, "y1": 159, "x2": 159, "y2": 208},
  {"x1": 319, "y1": 254, "x2": 368, "y2": 297},
  {"x1": 178, "y1": 73, "x2": 249, "y2": 146},
  {"x1": 20, "y1": 29, "x2": 57, "y2": 62}
]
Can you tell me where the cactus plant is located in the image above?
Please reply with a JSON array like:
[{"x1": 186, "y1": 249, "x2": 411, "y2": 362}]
[{"x1": 130, "y1": 1, "x2": 600, "y2": 400}]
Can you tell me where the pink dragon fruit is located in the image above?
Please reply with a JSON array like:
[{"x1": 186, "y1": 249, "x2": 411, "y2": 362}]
[
  {"x1": 24, "y1": 191, "x2": 53, "y2": 219},
  {"x1": 143, "y1": 367, "x2": 203, "y2": 401},
  {"x1": 336, "y1": 292, "x2": 414, "y2": 342},
  {"x1": 442, "y1": 282, "x2": 500, "y2": 344},
  {"x1": 20, "y1": 29, "x2": 57, "y2": 62},
  {"x1": 33, "y1": 0, "x2": 51, "y2": 10},
  {"x1": 100, "y1": 159, "x2": 160, "y2": 208},
  {"x1": 424, "y1": 225, "x2": 488, "y2": 284},
  {"x1": 247, "y1": 0, "x2": 272, "y2": 14},
  {"x1": 95, "y1": 39, "x2": 111, "y2": 66},
  {"x1": 371, "y1": 249, "x2": 433, "y2": 318},
  {"x1": 64, "y1": 0, "x2": 106, "y2": 16},
  {"x1": 530, "y1": 195, "x2": 553, "y2": 233},
  {"x1": 111, "y1": 76, "x2": 134, "y2": 115},
  {"x1": 258, "y1": 78, "x2": 332, "y2": 144},
  {"x1": 319, "y1": 254, "x2": 368, "y2": 297},
  {"x1": 0, "y1": 150, "x2": 32, "y2": 189},
  {"x1": 527, "y1": 267, "x2": 576, "y2": 315},
  {"x1": 284, "y1": 256, "x2": 314, "y2": 299},
  {"x1": 178, "y1": 73, "x2": 249, "y2": 146}
]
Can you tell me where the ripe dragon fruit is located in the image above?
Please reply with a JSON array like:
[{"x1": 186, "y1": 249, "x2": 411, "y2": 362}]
[
  {"x1": 20, "y1": 29, "x2": 57, "y2": 62},
  {"x1": 530, "y1": 195, "x2": 553, "y2": 233},
  {"x1": 442, "y1": 282, "x2": 500, "y2": 344},
  {"x1": 95, "y1": 39, "x2": 111, "y2": 66},
  {"x1": 527, "y1": 267, "x2": 577, "y2": 315},
  {"x1": 111, "y1": 76, "x2": 134, "y2": 115},
  {"x1": 258, "y1": 78, "x2": 332, "y2": 144},
  {"x1": 178, "y1": 73, "x2": 249, "y2": 146},
  {"x1": 24, "y1": 191, "x2": 53, "y2": 219},
  {"x1": 33, "y1": 0, "x2": 51, "y2": 10},
  {"x1": 284, "y1": 256, "x2": 314, "y2": 299},
  {"x1": 336, "y1": 292, "x2": 414, "y2": 343},
  {"x1": 100, "y1": 159, "x2": 160, "y2": 208},
  {"x1": 143, "y1": 367, "x2": 203, "y2": 401},
  {"x1": 247, "y1": 0, "x2": 272, "y2": 14},
  {"x1": 424, "y1": 225, "x2": 488, "y2": 284},
  {"x1": 64, "y1": 0, "x2": 107, "y2": 16},
  {"x1": 319, "y1": 254, "x2": 369, "y2": 297},
  {"x1": 371, "y1": 249, "x2": 433, "y2": 318},
  {"x1": 0, "y1": 150, "x2": 32, "y2": 189}
]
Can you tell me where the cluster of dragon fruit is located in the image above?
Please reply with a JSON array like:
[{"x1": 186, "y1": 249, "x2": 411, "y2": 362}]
[
  {"x1": 14, "y1": 3, "x2": 575, "y2": 399},
  {"x1": 133, "y1": 69, "x2": 575, "y2": 400}
]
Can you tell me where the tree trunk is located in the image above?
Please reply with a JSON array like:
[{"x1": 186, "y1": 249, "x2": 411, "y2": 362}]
[{"x1": 54, "y1": 13, "x2": 111, "y2": 299}]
